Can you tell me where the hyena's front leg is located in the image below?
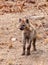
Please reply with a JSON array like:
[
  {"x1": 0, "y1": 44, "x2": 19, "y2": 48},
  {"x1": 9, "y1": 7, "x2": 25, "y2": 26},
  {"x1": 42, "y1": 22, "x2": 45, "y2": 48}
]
[
  {"x1": 22, "y1": 39, "x2": 26, "y2": 55},
  {"x1": 27, "y1": 41, "x2": 31, "y2": 55},
  {"x1": 33, "y1": 38, "x2": 36, "y2": 51}
]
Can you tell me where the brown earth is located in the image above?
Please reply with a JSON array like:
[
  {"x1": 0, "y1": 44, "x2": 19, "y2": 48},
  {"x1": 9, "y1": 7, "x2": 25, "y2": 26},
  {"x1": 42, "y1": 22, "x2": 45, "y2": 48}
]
[{"x1": 0, "y1": 0, "x2": 48, "y2": 65}]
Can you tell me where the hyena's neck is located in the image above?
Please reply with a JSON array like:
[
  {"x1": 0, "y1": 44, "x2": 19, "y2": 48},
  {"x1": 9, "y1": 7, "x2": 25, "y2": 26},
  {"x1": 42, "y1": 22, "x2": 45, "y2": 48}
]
[{"x1": 24, "y1": 26, "x2": 32, "y2": 32}]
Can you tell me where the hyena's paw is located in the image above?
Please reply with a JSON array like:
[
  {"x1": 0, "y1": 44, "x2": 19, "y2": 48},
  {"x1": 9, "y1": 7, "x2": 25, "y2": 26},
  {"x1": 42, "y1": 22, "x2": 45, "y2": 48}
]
[
  {"x1": 22, "y1": 52, "x2": 25, "y2": 56},
  {"x1": 26, "y1": 52, "x2": 31, "y2": 56}
]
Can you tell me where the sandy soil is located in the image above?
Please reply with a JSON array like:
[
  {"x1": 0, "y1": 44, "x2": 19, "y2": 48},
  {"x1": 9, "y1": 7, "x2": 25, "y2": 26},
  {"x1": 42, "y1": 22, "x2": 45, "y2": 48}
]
[{"x1": 0, "y1": 1, "x2": 48, "y2": 65}]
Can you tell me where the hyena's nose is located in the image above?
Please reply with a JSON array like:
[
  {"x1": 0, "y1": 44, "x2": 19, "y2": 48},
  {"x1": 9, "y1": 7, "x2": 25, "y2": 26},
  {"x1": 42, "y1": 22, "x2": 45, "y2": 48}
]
[{"x1": 20, "y1": 27, "x2": 24, "y2": 30}]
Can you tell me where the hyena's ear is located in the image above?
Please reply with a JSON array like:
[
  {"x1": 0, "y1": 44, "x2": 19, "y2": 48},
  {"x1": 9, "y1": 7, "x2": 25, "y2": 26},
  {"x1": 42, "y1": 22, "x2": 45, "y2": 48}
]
[
  {"x1": 26, "y1": 19, "x2": 29, "y2": 23},
  {"x1": 19, "y1": 18, "x2": 22, "y2": 23}
]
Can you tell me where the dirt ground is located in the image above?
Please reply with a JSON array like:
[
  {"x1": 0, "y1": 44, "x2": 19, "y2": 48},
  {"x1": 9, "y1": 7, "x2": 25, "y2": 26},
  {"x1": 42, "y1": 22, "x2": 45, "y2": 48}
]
[{"x1": 0, "y1": 0, "x2": 48, "y2": 65}]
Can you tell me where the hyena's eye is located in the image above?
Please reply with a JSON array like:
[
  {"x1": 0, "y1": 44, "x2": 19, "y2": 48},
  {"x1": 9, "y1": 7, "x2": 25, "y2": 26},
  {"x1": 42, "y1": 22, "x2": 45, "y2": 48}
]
[{"x1": 26, "y1": 19, "x2": 29, "y2": 23}]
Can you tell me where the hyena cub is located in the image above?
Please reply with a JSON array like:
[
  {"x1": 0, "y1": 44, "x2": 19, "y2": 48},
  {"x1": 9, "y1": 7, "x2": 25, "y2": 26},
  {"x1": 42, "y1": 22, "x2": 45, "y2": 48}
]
[{"x1": 19, "y1": 18, "x2": 37, "y2": 56}]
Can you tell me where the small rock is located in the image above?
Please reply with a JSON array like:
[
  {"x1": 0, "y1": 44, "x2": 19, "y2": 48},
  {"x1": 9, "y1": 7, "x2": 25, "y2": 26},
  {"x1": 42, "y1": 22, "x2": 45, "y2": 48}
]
[
  {"x1": 44, "y1": 38, "x2": 48, "y2": 43},
  {"x1": 11, "y1": 37, "x2": 16, "y2": 42},
  {"x1": 8, "y1": 44, "x2": 13, "y2": 49}
]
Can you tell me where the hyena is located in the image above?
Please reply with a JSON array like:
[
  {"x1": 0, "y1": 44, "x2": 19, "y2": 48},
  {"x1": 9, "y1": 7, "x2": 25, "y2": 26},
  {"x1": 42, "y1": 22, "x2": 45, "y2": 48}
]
[{"x1": 19, "y1": 18, "x2": 37, "y2": 56}]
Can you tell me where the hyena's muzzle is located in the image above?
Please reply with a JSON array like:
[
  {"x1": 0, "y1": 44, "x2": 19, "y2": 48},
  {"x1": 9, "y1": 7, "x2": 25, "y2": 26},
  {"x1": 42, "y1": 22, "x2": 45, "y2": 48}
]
[{"x1": 20, "y1": 25, "x2": 25, "y2": 30}]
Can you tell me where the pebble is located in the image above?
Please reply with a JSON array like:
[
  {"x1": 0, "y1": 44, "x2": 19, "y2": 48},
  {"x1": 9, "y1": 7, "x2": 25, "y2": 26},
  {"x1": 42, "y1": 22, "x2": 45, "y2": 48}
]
[{"x1": 11, "y1": 37, "x2": 16, "y2": 42}]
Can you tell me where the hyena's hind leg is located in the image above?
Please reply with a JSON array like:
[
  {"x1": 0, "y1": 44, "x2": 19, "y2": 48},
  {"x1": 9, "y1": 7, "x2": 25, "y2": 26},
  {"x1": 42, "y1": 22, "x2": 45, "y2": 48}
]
[{"x1": 33, "y1": 38, "x2": 36, "y2": 51}]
